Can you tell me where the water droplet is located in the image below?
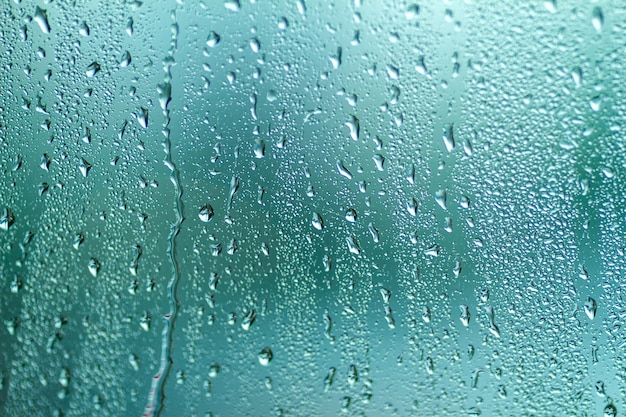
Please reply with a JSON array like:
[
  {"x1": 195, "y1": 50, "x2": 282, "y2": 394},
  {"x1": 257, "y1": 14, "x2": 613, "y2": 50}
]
[
  {"x1": 312, "y1": 212, "x2": 324, "y2": 230},
  {"x1": 206, "y1": 31, "x2": 220, "y2": 47},
  {"x1": 407, "y1": 198, "x2": 418, "y2": 216},
  {"x1": 337, "y1": 160, "x2": 353, "y2": 179},
  {"x1": 424, "y1": 244, "x2": 440, "y2": 257},
  {"x1": 584, "y1": 296, "x2": 597, "y2": 320},
  {"x1": 79, "y1": 158, "x2": 92, "y2": 177},
  {"x1": 137, "y1": 107, "x2": 148, "y2": 128},
  {"x1": 33, "y1": 7, "x2": 51, "y2": 34},
  {"x1": 323, "y1": 367, "x2": 336, "y2": 392},
  {"x1": 241, "y1": 310, "x2": 256, "y2": 331},
  {"x1": 415, "y1": 56, "x2": 427, "y2": 74},
  {"x1": 120, "y1": 51, "x2": 131, "y2": 67},
  {"x1": 126, "y1": 17, "x2": 134, "y2": 36},
  {"x1": 258, "y1": 347, "x2": 273, "y2": 366},
  {"x1": 368, "y1": 223, "x2": 380, "y2": 243},
  {"x1": 253, "y1": 138, "x2": 265, "y2": 159},
  {"x1": 346, "y1": 236, "x2": 361, "y2": 255},
  {"x1": 0, "y1": 208, "x2": 15, "y2": 231},
  {"x1": 405, "y1": 4, "x2": 420, "y2": 19},
  {"x1": 129, "y1": 245, "x2": 142, "y2": 276},
  {"x1": 208, "y1": 363, "x2": 220, "y2": 378},
  {"x1": 603, "y1": 404, "x2": 617, "y2": 417},
  {"x1": 384, "y1": 306, "x2": 396, "y2": 329},
  {"x1": 88, "y1": 258, "x2": 100, "y2": 277},
  {"x1": 435, "y1": 189, "x2": 447, "y2": 210},
  {"x1": 544, "y1": 0, "x2": 557, "y2": 13},
  {"x1": 373, "y1": 154, "x2": 385, "y2": 171},
  {"x1": 347, "y1": 365, "x2": 358, "y2": 387},
  {"x1": 345, "y1": 115, "x2": 359, "y2": 141},
  {"x1": 460, "y1": 305, "x2": 470, "y2": 327},
  {"x1": 40, "y1": 154, "x2": 51, "y2": 171},
  {"x1": 72, "y1": 233, "x2": 84, "y2": 250},
  {"x1": 249, "y1": 38, "x2": 261, "y2": 53},
  {"x1": 345, "y1": 208, "x2": 357, "y2": 223},
  {"x1": 425, "y1": 357, "x2": 434, "y2": 374},
  {"x1": 592, "y1": 7, "x2": 603, "y2": 33},
  {"x1": 323, "y1": 254, "x2": 332, "y2": 272},
  {"x1": 330, "y1": 47, "x2": 342, "y2": 69},
  {"x1": 140, "y1": 312, "x2": 151, "y2": 331},
  {"x1": 443, "y1": 123, "x2": 455, "y2": 152},
  {"x1": 224, "y1": 0, "x2": 241, "y2": 12},
  {"x1": 79, "y1": 21, "x2": 90, "y2": 36},
  {"x1": 386, "y1": 65, "x2": 399, "y2": 80},
  {"x1": 86, "y1": 61, "x2": 101, "y2": 77}
]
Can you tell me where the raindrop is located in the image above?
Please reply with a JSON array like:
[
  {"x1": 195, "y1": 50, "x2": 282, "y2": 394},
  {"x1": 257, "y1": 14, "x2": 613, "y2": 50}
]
[
  {"x1": 312, "y1": 212, "x2": 324, "y2": 230},
  {"x1": 79, "y1": 158, "x2": 92, "y2": 177},
  {"x1": 592, "y1": 7, "x2": 603, "y2": 33},
  {"x1": 336, "y1": 160, "x2": 353, "y2": 180},
  {"x1": 86, "y1": 62, "x2": 101, "y2": 77},
  {"x1": 435, "y1": 189, "x2": 447, "y2": 210},
  {"x1": 345, "y1": 115, "x2": 359, "y2": 141},
  {"x1": 373, "y1": 154, "x2": 385, "y2": 171},
  {"x1": 443, "y1": 123, "x2": 455, "y2": 152},
  {"x1": 346, "y1": 236, "x2": 361, "y2": 255},
  {"x1": 407, "y1": 198, "x2": 418, "y2": 216},
  {"x1": 258, "y1": 347, "x2": 273, "y2": 366},
  {"x1": 88, "y1": 258, "x2": 100, "y2": 277},
  {"x1": 206, "y1": 31, "x2": 220, "y2": 47},
  {"x1": 33, "y1": 7, "x2": 51, "y2": 34},
  {"x1": 224, "y1": 0, "x2": 241, "y2": 12},
  {"x1": 584, "y1": 296, "x2": 597, "y2": 320},
  {"x1": 137, "y1": 107, "x2": 149, "y2": 128},
  {"x1": 253, "y1": 139, "x2": 265, "y2": 159},
  {"x1": 345, "y1": 208, "x2": 357, "y2": 223},
  {"x1": 119, "y1": 51, "x2": 131, "y2": 67}
]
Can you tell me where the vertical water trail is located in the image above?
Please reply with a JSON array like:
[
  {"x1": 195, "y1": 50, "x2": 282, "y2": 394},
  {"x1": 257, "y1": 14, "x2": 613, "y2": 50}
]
[{"x1": 143, "y1": 8, "x2": 183, "y2": 417}]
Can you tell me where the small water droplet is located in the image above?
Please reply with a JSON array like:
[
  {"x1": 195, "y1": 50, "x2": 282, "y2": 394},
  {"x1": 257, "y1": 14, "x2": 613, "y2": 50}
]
[
  {"x1": 206, "y1": 31, "x2": 220, "y2": 47},
  {"x1": 224, "y1": 0, "x2": 241, "y2": 11},
  {"x1": 119, "y1": 51, "x2": 131, "y2": 67},
  {"x1": 345, "y1": 208, "x2": 357, "y2": 223},
  {"x1": 584, "y1": 296, "x2": 597, "y2": 320},
  {"x1": 405, "y1": 4, "x2": 420, "y2": 19},
  {"x1": 337, "y1": 160, "x2": 353, "y2": 179},
  {"x1": 424, "y1": 244, "x2": 440, "y2": 257},
  {"x1": 443, "y1": 123, "x2": 455, "y2": 152},
  {"x1": 258, "y1": 347, "x2": 273, "y2": 366},
  {"x1": 345, "y1": 115, "x2": 359, "y2": 141},
  {"x1": 346, "y1": 236, "x2": 361, "y2": 254},
  {"x1": 137, "y1": 107, "x2": 148, "y2": 128},
  {"x1": 253, "y1": 138, "x2": 265, "y2": 159},
  {"x1": 312, "y1": 212, "x2": 324, "y2": 230},
  {"x1": 592, "y1": 7, "x2": 603, "y2": 33},
  {"x1": 373, "y1": 154, "x2": 385, "y2": 171},
  {"x1": 249, "y1": 38, "x2": 261, "y2": 53},
  {"x1": 406, "y1": 198, "x2": 418, "y2": 216},
  {"x1": 324, "y1": 367, "x2": 335, "y2": 392},
  {"x1": 79, "y1": 158, "x2": 92, "y2": 177},
  {"x1": 85, "y1": 61, "x2": 101, "y2": 77},
  {"x1": 79, "y1": 21, "x2": 90, "y2": 36},
  {"x1": 241, "y1": 310, "x2": 256, "y2": 331},
  {"x1": 88, "y1": 258, "x2": 100, "y2": 277},
  {"x1": 435, "y1": 189, "x2": 447, "y2": 210}
]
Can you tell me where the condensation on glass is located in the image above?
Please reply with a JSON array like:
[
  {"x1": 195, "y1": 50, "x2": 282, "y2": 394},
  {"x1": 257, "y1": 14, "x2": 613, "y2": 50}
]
[{"x1": 0, "y1": 1, "x2": 624, "y2": 416}]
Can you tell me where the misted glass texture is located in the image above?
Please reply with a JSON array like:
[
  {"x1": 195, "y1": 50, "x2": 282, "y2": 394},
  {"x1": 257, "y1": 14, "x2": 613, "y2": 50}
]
[{"x1": 1, "y1": 1, "x2": 625, "y2": 416}]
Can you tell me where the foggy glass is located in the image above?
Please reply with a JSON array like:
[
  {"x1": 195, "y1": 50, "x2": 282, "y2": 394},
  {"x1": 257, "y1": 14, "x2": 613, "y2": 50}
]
[{"x1": 1, "y1": 1, "x2": 624, "y2": 416}]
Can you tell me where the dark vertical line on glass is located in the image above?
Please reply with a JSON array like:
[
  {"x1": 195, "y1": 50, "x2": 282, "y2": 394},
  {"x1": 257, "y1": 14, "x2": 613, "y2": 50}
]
[{"x1": 143, "y1": 8, "x2": 183, "y2": 417}]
